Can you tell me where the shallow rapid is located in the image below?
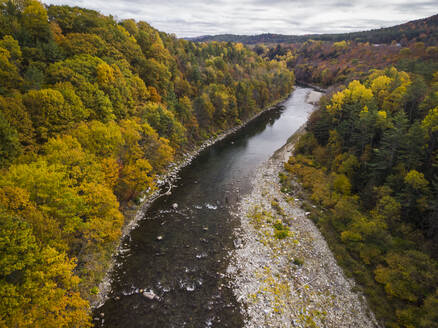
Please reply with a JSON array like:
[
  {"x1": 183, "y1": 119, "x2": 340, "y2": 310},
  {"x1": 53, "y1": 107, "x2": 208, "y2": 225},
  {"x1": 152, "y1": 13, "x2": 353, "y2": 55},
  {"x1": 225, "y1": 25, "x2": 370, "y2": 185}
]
[{"x1": 95, "y1": 87, "x2": 318, "y2": 328}]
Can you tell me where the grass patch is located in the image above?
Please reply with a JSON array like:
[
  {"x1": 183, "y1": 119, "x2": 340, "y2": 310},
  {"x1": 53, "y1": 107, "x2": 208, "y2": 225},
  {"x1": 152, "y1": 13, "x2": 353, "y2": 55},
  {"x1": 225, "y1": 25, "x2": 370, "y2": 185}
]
[
  {"x1": 273, "y1": 219, "x2": 289, "y2": 239},
  {"x1": 293, "y1": 257, "x2": 304, "y2": 266}
]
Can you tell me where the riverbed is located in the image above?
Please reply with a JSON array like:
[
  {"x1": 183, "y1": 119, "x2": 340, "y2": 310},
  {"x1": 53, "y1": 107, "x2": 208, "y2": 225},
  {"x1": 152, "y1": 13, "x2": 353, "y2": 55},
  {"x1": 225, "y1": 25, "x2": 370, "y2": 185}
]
[
  {"x1": 94, "y1": 87, "x2": 323, "y2": 327},
  {"x1": 227, "y1": 126, "x2": 379, "y2": 328}
]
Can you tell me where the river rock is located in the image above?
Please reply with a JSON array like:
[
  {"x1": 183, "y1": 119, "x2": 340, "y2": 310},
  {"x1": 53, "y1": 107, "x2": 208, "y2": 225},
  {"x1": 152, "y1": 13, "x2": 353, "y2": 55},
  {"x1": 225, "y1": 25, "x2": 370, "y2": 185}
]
[
  {"x1": 143, "y1": 290, "x2": 159, "y2": 300},
  {"x1": 227, "y1": 107, "x2": 379, "y2": 328}
]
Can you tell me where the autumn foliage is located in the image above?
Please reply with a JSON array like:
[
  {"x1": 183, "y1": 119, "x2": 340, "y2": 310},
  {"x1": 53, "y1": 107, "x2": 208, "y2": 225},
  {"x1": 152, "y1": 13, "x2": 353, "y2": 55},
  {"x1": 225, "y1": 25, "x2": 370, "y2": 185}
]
[
  {"x1": 0, "y1": 0, "x2": 294, "y2": 325},
  {"x1": 283, "y1": 68, "x2": 438, "y2": 327}
]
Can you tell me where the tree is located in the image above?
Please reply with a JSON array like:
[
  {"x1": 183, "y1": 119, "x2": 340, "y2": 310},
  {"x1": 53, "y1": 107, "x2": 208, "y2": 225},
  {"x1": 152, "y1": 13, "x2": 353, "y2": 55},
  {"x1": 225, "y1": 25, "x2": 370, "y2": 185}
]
[
  {"x1": 400, "y1": 170, "x2": 430, "y2": 224},
  {"x1": 372, "y1": 111, "x2": 409, "y2": 180},
  {"x1": 420, "y1": 289, "x2": 438, "y2": 328},
  {"x1": 0, "y1": 35, "x2": 22, "y2": 66},
  {"x1": 193, "y1": 93, "x2": 215, "y2": 129},
  {"x1": 0, "y1": 212, "x2": 91, "y2": 327},
  {"x1": 72, "y1": 120, "x2": 123, "y2": 158},
  {"x1": 21, "y1": 0, "x2": 50, "y2": 43},
  {"x1": 138, "y1": 102, "x2": 186, "y2": 146},
  {"x1": 0, "y1": 46, "x2": 22, "y2": 92},
  {"x1": 0, "y1": 111, "x2": 21, "y2": 167},
  {"x1": 60, "y1": 33, "x2": 107, "y2": 57},
  {"x1": 116, "y1": 158, "x2": 155, "y2": 202},
  {"x1": 79, "y1": 182, "x2": 123, "y2": 245},
  {"x1": 375, "y1": 250, "x2": 438, "y2": 303}
]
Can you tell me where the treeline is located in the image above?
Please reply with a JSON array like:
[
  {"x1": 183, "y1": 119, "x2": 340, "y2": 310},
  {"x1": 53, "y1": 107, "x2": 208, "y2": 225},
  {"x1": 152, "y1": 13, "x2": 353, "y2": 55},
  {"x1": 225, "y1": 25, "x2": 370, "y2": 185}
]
[
  {"x1": 281, "y1": 67, "x2": 438, "y2": 327},
  {"x1": 190, "y1": 14, "x2": 438, "y2": 45},
  {"x1": 257, "y1": 39, "x2": 438, "y2": 88},
  {"x1": 0, "y1": 1, "x2": 295, "y2": 326}
]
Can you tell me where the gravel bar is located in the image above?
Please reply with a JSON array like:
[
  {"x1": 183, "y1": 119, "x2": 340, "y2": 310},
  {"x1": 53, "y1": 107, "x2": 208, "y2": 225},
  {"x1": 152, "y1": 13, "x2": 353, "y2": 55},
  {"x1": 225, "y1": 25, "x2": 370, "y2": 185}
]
[{"x1": 227, "y1": 126, "x2": 380, "y2": 328}]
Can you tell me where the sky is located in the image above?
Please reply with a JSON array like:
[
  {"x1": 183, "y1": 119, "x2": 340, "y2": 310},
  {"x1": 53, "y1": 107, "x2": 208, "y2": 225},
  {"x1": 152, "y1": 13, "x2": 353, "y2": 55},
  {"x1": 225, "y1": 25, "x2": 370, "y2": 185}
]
[{"x1": 42, "y1": 0, "x2": 437, "y2": 37}]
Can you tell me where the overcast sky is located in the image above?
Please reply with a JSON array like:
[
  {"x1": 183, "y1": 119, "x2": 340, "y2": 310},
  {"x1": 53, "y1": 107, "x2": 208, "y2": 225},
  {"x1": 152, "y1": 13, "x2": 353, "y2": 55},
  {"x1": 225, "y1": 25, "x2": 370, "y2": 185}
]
[{"x1": 42, "y1": 0, "x2": 437, "y2": 37}]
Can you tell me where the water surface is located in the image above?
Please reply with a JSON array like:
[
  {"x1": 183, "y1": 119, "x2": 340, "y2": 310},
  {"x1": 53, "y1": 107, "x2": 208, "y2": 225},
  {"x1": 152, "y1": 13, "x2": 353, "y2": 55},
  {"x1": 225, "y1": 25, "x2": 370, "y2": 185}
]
[{"x1": 96, "y1": 87, "x2": 319, "y2": 328}]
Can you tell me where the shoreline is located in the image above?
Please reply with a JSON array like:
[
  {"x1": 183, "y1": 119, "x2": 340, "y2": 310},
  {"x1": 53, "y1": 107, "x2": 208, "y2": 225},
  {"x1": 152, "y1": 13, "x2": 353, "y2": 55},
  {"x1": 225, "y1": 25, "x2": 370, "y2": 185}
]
[
  {"x1": 91, "y1": 90, "x2": 294, "y2": 309},
  {"x1": 226, "y1": 92, "x2": 379, "y2": 327},
  {"x1": 296, "y1": 80, "x2": 327, "y2": 93}
]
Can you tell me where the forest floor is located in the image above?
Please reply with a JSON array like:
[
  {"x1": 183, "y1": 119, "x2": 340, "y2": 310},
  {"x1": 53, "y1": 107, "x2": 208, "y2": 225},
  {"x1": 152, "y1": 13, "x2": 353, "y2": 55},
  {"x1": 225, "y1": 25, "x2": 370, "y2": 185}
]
[{"x1": 227, "y1": 91, "x2": 380, "y2": 328}]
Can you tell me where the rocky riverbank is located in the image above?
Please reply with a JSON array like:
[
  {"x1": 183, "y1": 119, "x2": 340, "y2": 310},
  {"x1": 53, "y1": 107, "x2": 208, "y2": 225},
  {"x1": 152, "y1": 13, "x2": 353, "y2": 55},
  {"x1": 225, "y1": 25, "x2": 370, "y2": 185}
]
[
  {"x1": 92, "y1": 93, "x2": 292, "y2": 309},
  {"x1": 227, "y1": 98, "x2": 379, "y2": 327}
]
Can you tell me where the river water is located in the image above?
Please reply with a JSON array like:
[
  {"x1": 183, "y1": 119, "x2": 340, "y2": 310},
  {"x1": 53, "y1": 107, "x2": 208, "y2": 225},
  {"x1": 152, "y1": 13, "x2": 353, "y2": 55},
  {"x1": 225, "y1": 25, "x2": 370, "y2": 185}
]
[{"x1": 95, "y1": 87, "x2": 319, "y2": 328}]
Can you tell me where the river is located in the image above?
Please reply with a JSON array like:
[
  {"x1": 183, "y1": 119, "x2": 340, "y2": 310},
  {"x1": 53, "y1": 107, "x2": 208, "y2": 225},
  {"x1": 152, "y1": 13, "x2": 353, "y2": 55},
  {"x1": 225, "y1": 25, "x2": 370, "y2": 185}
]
[{"x1": 95, "y1": 87, "x2": 320, "y2": 328}]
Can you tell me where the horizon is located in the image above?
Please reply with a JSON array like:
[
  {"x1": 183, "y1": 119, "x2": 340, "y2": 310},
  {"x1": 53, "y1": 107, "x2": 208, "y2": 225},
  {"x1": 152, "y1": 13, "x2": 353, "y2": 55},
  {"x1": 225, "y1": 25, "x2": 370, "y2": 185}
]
[{"x1": 42, "y1": 0, "x2": 437, "y2": 38}]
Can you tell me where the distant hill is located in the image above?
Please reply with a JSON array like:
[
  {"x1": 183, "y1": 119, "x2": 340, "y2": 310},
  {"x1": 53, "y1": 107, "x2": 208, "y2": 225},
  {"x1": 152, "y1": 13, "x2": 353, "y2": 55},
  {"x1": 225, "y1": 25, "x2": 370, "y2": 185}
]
[{"x1": 188, "y1": 14, "x2": 438, "y2": 45}]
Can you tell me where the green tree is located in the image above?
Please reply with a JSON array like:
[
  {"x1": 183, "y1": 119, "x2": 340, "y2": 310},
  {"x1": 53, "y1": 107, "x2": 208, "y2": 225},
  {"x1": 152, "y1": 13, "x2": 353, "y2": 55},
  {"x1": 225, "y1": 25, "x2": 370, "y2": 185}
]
[
  {"x1": 0, "y1": 111, "x2": 21, "y2": 167},
  {"x1": 375, "y1": 250, "x2": 438, "y2": 303}
]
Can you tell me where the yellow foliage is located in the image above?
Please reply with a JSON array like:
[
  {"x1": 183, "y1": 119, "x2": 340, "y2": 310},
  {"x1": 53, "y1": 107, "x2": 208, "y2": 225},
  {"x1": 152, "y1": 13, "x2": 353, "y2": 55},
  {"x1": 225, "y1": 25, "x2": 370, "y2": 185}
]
[
  {"x1": 422, "y1": 107, "x2": 438, "y2": 138},
  {"x1": 96, "y1": 62, "x2": 115, "y2": 86},
  {"x1": 332, "y1": 173, "x2": 351, "y2": 195},
  {"x1": 377, "y1": 110, "x2": 387, "y2": 120},
  {"x1": 22, "y1": 0, "x2": 48, "y2": 36},
  {"x1": 404, "y1": 170, "x2": 429, "y2": 190},
  {"x1": 326, "y1": 90, "x2": 345, "y2": 114},
  {"x1": 234, "y1": 43, "x2": 244, "y2": 52},
  {"x1": 327, "y1": 80, "x2": 373, "y2": 115},
  {"x1": 341, "y1": 230, "x2": 363, "y2": 242},
  {"x1": 371, "y1": 75, "x2": 391, "y2": 105},
  {"x1": 0, "y1": 215, "x2": 91, "y2": 327},
  {"x1": 80, "y1": 182, "x2": 123, "y2": 244},
  {"x1": 333, "y1": 40, "x2": 348, "y2": 49},
  {"x1": 348, "y1": 80, "x2": 373, "y2": 103}
]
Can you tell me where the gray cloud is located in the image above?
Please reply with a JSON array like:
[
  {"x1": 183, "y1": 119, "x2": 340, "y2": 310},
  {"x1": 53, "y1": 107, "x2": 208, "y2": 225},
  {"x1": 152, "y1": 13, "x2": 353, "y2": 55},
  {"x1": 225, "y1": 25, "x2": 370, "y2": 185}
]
[{"x1": 42, "y1": 0, "x2": 437, "y2": 37}]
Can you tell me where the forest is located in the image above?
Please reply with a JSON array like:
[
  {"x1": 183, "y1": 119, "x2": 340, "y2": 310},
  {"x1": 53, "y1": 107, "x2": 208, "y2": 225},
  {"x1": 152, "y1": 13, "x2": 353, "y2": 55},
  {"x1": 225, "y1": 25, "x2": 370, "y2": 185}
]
[
  {"x1": 190, "y1": 14, "x2": 438, "y2": 45},
  {"x1": 254, "y1": 38, "x2": 438, "y2": 88},
  {"x1": 0, "y1": 1, "x2": 295, "y2": 326},
  {"x1": 261, "y1": 16, "x2": 438, "y2": 327},
  {"x1": 1, "y1": 0, "x2": 437, "y2": 327},
  {"x1": 281, "y1": 67, "x2": 438, "y2": 327}
]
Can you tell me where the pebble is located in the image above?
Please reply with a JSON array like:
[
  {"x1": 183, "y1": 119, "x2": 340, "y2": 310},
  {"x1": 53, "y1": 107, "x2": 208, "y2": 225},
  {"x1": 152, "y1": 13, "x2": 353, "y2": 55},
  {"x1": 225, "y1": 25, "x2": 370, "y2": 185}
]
[{"x1": 227, "y1": 129, "x2": 379, "y2": 328}]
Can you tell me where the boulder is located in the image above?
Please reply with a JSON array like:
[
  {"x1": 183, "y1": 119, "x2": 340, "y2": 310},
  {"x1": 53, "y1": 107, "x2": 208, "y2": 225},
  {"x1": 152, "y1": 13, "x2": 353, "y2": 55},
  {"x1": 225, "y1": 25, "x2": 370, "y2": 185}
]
[{"x1": 143, "y1": 290, "x2": 159, "y2": 301}]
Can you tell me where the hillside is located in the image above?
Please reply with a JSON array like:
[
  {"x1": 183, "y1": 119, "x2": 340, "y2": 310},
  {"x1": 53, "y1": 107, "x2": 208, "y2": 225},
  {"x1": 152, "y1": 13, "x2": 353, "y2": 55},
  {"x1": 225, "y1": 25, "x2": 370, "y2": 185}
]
[
  {"x1": 189, "y1": 14, "x2": 438, "y2": 45},
  {"x1": 0, "y1": 1, "x2": 294, "y2": 326},
  {"x1": 262, "y1": 39, "x2": 438, "y2": 88},
  {"x1": 1, "y1": 1, "x2": 437, "y2": 327},
  {"x1": 281, "y1": 67, "x2": 438, "y2": 328}
]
